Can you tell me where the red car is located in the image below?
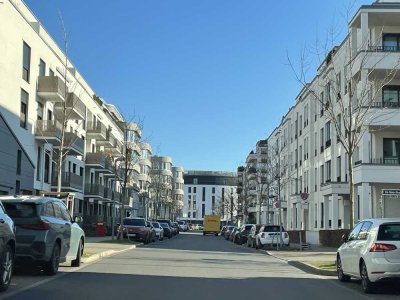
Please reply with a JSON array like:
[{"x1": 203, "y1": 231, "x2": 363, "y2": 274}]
[{"x1": 122, "y1": 217, "x2": 152, "y2": 244}]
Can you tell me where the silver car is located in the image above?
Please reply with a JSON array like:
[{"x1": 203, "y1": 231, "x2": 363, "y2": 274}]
[
  {"x1": 1, "y1": 196, "x2": 84, "y2": 275},
  {"x1": 0, "y1": 201, "x2": 15, "y2": 292}
]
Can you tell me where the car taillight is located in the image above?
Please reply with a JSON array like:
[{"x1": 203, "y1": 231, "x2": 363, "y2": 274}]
[
  {"x1": 20, "y1": 219, "x2": 50, "y2": 230},
  {"x1": 261, "y1": 233, "x2": 265, "y2": 238},
  {"x1": 370, "y1": 243, "x2": 397, "y2": 252}
]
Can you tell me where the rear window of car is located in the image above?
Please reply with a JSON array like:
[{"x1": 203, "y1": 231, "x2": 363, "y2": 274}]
[
  {"x1": 152, "y1": 222, "x2": 160, "y2": 228},
  {"x1": 160, "y1": 223, "x2": 169, "y2": 228},
  {"x1": 245, "y1": 225, "x2": 253, "y2": 231},
  {"x1": 263, "y1": 226, "x2": 283, "y2": 232},
  {"x1": 377, "y1": 223, "x2": 400, "y2": 241},
  {"x1": 123, "y1": 218, "x2": 145, "y2": 226},
  {"x1": 3, "y1": 202, "x2": 38, "y2": 218},
  {"x1": 178, "y1": 221, "x2": 185, "y2": 225}
]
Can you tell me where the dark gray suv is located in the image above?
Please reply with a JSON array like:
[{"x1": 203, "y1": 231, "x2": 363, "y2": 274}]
[
  {"x1": 0, "y1": 201, "x2": 15, "y2": 291},
  {"x1": 1, "y1": 196, "x2": 75, "y2": 275}
]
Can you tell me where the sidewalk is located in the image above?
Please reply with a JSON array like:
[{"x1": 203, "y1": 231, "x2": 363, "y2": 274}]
[
  {"x1": 264, "y1": 244, "x2": 337, "y2": 276},
  {"x1": 81, "y1": 236, "x2": 138, "y2": 264}
]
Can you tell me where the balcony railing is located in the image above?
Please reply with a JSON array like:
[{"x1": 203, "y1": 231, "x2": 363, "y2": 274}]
[
  {"x1": 369, "y1": 45, "x2": 400, "y2": 52},
  {"x1": 52, "y1": 172, "x2": 84, "y2": 191},
  {"x1": 55, "y1": 93, "x2": 86, "y2": 120},
  {"x1": 63, "y1": 132, "x2": 84, "y2": 155},
  {"x1": 85, "y1": 152, "x2": 106, "y2": 168},
  {"x1": 37, "y1": 76, "x2": 66, "y2": 102},
  {"x1": 365, "y1": 101, "x2": 400, "y2": 109},
  {"x1": 369, "y1": 157, "x2": 400, "y2": 165},
  {"x1": 35, "y1": 120, "x2": 62, "y2": 141},
  {"x1": 84, "y1": 183, "x2": 105, "y2": 197},
  {"x1": 86, "y1": 121, "x2": 107, "y2": 139}
]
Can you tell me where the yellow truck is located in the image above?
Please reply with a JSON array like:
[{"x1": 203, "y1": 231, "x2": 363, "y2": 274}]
[{"x1": 203, "y1": 215, "x2": 221, "y2": 236}]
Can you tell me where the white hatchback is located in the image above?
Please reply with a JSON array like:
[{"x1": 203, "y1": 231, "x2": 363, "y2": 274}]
[
  {"x1": 255, "y1": 225, "x2": 289, "y2": 248},
  {"x1": 336, "y1": 218, "x2": 400, "y2": 293},
  {"x1": 151, "y1": 222, "x2": 164, "y2": 240}
]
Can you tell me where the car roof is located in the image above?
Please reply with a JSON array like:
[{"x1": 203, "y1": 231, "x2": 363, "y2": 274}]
[
  {"x1": 0, "y1": 196, "x2": 63, "y2": 204},
  {"x1": 359, "y1": 218, "x2": 400, "y2": 225}
]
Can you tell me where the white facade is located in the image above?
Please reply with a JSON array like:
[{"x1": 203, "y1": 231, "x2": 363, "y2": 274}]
[{"x1": 183, "y1": 171, "x2": 237, "y2": 222}]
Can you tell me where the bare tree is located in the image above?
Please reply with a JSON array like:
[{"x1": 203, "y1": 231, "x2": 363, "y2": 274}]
[
  {"x1": 215, "y1": 187, "x2": 237, "y2": 224},
  {"x1": 287, "y1": 4, "x2": 400, "y2": 227}
]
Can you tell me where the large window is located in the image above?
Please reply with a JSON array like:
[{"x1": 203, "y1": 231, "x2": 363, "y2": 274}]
[
  {"x1": 383, "y1": 34, "x2": 400, "y2": 51},
  {"x1": 39, "y1": 59, "x2": 46, "y2": 76},
  {"x1": 382, "y1": 86, "x2": 400, "y2": 107},
  {"x1": 20, "y1": 89, "x2": 29, "y2": 129},
  {"x1": 383, "y1": 138, "x2": 400, "y2": 164},
  {"x1": 22, "y1": 42, "x2": 31, "y2": 82}
]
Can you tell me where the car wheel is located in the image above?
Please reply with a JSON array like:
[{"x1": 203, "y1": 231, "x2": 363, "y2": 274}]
[
  {"x1": 71, "y1": 239, "x2": 83, "y2": 267},
  {"x1": 360, "y1": 261, "x2": 375, "y2": 293},
  {"x1": 255, "y1": 238, "x2": 260, "y2": 250},
  {"x1": 0, "y1": 244, "x2": 13, "y2": 292},
  {"x1": 44, "y1": 243, "x2": 60, "y2": 275},
  {"x1": 336, "y1": 255, "x2": 350, "y2": 282}
]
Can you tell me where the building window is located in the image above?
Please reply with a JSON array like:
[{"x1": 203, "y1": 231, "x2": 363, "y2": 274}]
[
  {"x1": 320, "y1": 165, "x2": 324, "y2": 184},
  {"x1": 193, "y1": 178, "x2": 198, "y2": 184},
  {"x1": 20, "y1": 89, "x2": 29, "y2": 129},
  {"x1": 337, "y1": 156, "x2": 341, "y2": 182},
  {"x1": 212, "y1": 187, "x2": 215, "y2": 193},
  {"x1": 22, "y1": 42, "x2": 31, "y2": 82},
  {"x1": 44, "y1": 151, "x2": 51, "y2": 184},
  {"x1": 202, "y1": 204, "x2": 205, "y2": 218},
  {"x1": 39, "y1": 59, "x2": 46, "y2": 76},
  {"x1": 193, "y1": 187, "x2": 196, "y2": 193},
  {"x1": 320, "y1": 128, "x2": 324, "y2": 152},
  {"x1": 202, "y1": 187, "x2": 206, "y2": 202},
  {"x1": 16, "y1": 181, "x2": 21, "y2": 194},
  {"x1": 325, "y1": 121, "x2": 331, "y2": 147},
  {"x1": 36, "y1": 147, "x2": 42, "y2": 181},
  {"x1": 16, "y1": 150, "x2": 22, "y2": 175},
  {"x1": 383, "y1": 34, "x2": 400, "y2": 51},
  {"x1": 326, "y1": 160, "x2": 331, "y2": 182},
  {"x1": 37, "y1": 102, "x2": 44, "y2": 121},
  {"x1": 49, "y1": 69, "x2": 54, "y2": 77},
  {"x1": 383, "y1": 138, "x2": 400, "y2": 164},
  {"x1": 188, "y1": 187, "x2": 191, "y2": 193},
  {"x1": 382, "y1": 86, "x2": 400, "y2": 107}
]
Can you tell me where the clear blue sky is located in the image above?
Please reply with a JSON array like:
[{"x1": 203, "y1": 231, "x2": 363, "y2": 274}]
[{"x1": 25, "y1": 0, "x2": 370, "y2": 172}]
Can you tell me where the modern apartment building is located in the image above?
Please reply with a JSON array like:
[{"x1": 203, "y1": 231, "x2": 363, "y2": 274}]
[
  {"x1": 240, "y1": 0, "x2": 400, "y2": 244},
  {"x1": 0, "y1": 0, "x2": 147, "y2": 233},
  {"x1": 149, "y1": 156, "x2": 184, "y2": 220},
  {"x1": 183, "y1": 171, "x2": 237, "y2": 222}
]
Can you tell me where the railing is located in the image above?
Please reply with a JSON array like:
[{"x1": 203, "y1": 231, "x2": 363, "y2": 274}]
[
  {"x1": 37, "y1": 76, "x2": 66, "y2": 100},
  {"x1": 370, "y1": 157, "x2": 400, "y2": 165},
  {"x1": 84, "y1": 183, "x2": 105, "y2": 196},
  {"x1": 369, "y1": 45, "x2": 400, "y2": 52},
  {"x1": 366, "y1": 101, "x2": 400, "y2": 109},
  {"x1": 35, "y1": 120, "x2": 62, "y2": 138},
  {"x1": 52, "y1": 172, "x2": 83, "y2": 190},
  {"x1": 64, "y1": 132, "x2": 84, "y2": 154},
  {"x1": 86, "y1": 121, "x2": 107, "y2": 137},
  {"x1": 85, "y1": 152, "x2": 106, "y2": 167},
  {"x1": 66, "y1": 93, "x2": 86, "y2": 117}
]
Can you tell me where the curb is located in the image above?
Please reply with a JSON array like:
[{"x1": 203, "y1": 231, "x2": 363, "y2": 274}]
[
  {"x1": 265, "y1": 251, "x2": 336, "y2": 277},
  {"x1": 82, "y1": 244, "x2": 136, "y2": 264}
]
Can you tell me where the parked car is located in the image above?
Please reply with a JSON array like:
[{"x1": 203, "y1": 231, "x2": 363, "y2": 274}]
[
  {"x1": 146, "y1": 221, "x2": 156, "y2": 242},
  {"x1": 188, "y1": 224, "x2": 195, "y2": 231},
  {"x1": 178, "y1": 221, "x2": 188, "y2": 231},
  {"x1": 123, "y1": 217, "x2": 152, "y2": 244},
  {"x1": 160, "y1": 222, "x2": 173, "y2": 238},
  {"x1": 195, "y1": 224, "x2": 204, "y2": 231},
  {"x1": 255, "y1": 225, "x2": 289, "y2": 248},
  {"x1": 151, "y1": 222, "x2": 164, "y2": 240},
  {"x1": 247, "y1": 224, "x2": 262, "y2": 248},
  {"x1": 229, "y1": 227, "x2": 240, "y2": 242},
  {"x1": 224, "y1": 226, "x2": 235, "y2": 240},
  {"x1": 1, "y1": 196, "x2": 85, "y2": 275},
  {"x1": 234, "y1": 224, "x2": 255, "y2": 245},
  {"x1": 220, "y1": 226, "x2": 227, "y2": 237},
  {"x1": 336, "y1": 218, "x2": 400, "y2": 293},
  {"x1": 0, "y1": 200, "x2": 15, "y2": 291},
  {"x1": 171, "y1": 222, "x2": 180, "y2": 235}
]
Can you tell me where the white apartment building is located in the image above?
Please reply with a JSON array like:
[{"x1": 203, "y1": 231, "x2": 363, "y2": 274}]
[
  {"x1": 183, "y1": 171, "x2": 237, "y2": 223},
  {"x1": 0, "y1": 0, "x2": 147, "y2": 233},
  {"x1": 149, "y1": 156, "x2": 184, "y2": 220},
  {"x1": 250, "y1": 0, "x2": 400, "y2": 244}
]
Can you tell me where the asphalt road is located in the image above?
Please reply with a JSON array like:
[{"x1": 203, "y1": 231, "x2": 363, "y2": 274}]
[{"x1": 2, "y1": 232, "x2": 400, "y2": 300}]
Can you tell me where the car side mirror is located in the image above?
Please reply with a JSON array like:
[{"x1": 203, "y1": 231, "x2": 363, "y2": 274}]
[
  {"x1": 341, "y1": 233, "x2": 349, "y2": 243},
  {"x1": 73, "y1": 216, "x2": 83, "y2": 224}
]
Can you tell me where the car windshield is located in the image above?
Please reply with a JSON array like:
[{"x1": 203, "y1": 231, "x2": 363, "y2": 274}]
[
  {"x1": 377, "y1": 223, "x2": 400, "y2": 241},
  {"x1": 263, "y1": 226, "x2": 282, "y2": 232},
  {"x1": 152, "y1": 222, "x2": 160, "y2": 228},
  {"x1": 178, "y1": 221, "x2": 185, "y2": 225},
  {"x1": 160, "y1": 223, "x2": 169, "y2": 228},
  {"x1": 3, "y1": 202, "x2": 38, "y2": 218},
  {"x1": 123, "y1": 218, "x2": 145, "y2": 226}
]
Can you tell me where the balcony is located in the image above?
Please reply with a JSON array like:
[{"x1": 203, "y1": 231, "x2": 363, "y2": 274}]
[
  {"x1": 86, "y1": 121, "x2": 107, "y2": 140},
  {"x1": 247, "y1": 167, "x2": 257, "y2": 174},
  {"x1": 35, "y1": 120, "x2": 62, "y2": 144},
  {"x1": 86, "y1": 152, "x2": 115, "y2": 173},
  {"x1": 84, "y1": 183, "x2": 105, "y2": 197},
  {"x1": 354, "y1": 157, "x2": 400, "y2": 184},
  {"x1": 320, "y1": 181, "x2": 349, "y2": 196},
  {"x1": 52, "y1": 172, "x2": 84, "y2": 191},
  {"x1": 97, "y1": 130, "x2": 114, "y2": 147},
  {"x1": 37, "y1": 76, "x2": 66, "y2": 102},
  {"x1": 60, "y1": 132, "x2": 84, "y2": 156},
  {"x1": 54, "y1": 93, "x2": 86, "y2": 120}
]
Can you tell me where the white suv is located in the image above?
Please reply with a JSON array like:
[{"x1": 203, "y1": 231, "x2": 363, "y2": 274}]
[
  {"x1": 255, "y1": 225, "x2": 289, "y2": 249},
  {"x1": 336, "y1": 218, "x2": 400, "y2": 293},
  {"x1": 178, "y1": 221, "x2": 188, "y2": 232}
]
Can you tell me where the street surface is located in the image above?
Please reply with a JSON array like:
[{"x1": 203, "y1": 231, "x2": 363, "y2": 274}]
[{"x1": 2, "y1": 232, "x2": 400, "y2": 300}]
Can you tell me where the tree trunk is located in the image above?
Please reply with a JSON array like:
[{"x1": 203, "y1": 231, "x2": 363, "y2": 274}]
[{"x1": 348, "y1": 154, "x2": 355, "y2": 229}]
